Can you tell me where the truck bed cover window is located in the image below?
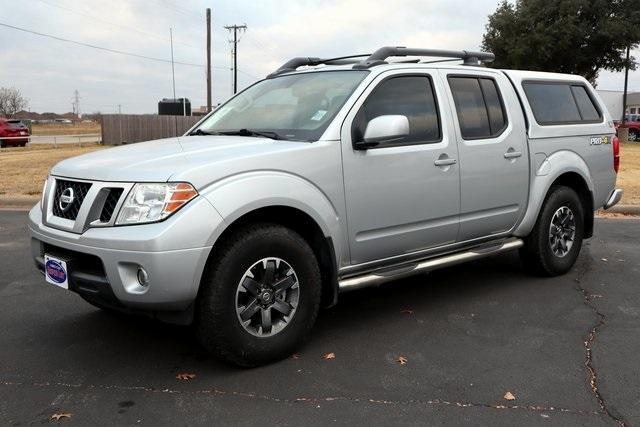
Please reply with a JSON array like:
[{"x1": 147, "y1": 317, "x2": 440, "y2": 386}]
[{"x1": 522, "y1": 81, "x2": 602, "y2": 125}]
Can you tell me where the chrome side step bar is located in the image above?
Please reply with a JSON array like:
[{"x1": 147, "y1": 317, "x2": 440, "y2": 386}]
[{"x1": 338, "y1": 238, "x2": 524, "y2": 292}]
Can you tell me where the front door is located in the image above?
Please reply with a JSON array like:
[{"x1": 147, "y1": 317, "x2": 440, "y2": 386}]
[
  {"x1": 342, "y1": 71, "x2": 460, "y2": 266},
  {"x1": 441, "y1": 69, "x2": 529, "y2": 241}
]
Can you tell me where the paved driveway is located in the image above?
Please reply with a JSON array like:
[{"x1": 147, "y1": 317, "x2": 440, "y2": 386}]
[{"x1": 1, "y1": 211, "x2": 638, "y2": 425}]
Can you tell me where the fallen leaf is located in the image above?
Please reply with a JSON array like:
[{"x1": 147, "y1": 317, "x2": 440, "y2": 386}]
[
  {"x1": 50, "y1": 413, "x2": 73, "y2": 421},
  {"x1": 503, "y1": 391, "x2": 516, "y2": 401},
  {"x1": 176, "y1": 372, "x2": 196, "y2": 380},
  {"x1": 292, "y1": 353, "x2": 301, "y2": 359},
  {"x1": 400, "y1": 309, "x2": 414, "y2": 315},
  {"x1": 397, "y1": 356, "x2": 408, "y2": 365},
  {"x1": 322, "y1": 352, "x2": 336, "y2": 360},
  {"x1": 601, "y1": 258, "x2": 608, "y2": 262}
]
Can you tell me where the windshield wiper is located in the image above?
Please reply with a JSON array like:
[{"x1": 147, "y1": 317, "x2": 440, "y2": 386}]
[
  {"x1": 188, "y1": 128, "x2": 217, "y2": 136},
  {"x1": 219, "y1": 129, "x2": 282, "y2": 140}
]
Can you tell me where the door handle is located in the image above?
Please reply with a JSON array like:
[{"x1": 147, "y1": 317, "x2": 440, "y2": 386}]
[
  {"x1": 503, "y1": 151, "x2": 522, "y2": 159},
  {"x1": 434, "y1": 158, "x2": 457, "y2": 167}
]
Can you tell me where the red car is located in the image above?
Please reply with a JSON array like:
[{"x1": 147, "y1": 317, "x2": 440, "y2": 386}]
[
  {"x1": 615, "y1": 115, "x2": 640, "y2": 142},
  {"x1": 0, "y1": 118, "x2": 30, "y2": 147}
]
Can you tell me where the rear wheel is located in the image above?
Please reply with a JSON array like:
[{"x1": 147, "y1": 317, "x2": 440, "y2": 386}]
[
  {"x1": 520, "y1": 185, "x2": 584, "y2": 276},
  {"x1": 0, "y1": 140, "x2": 6, "y2": 148},
  {"x1": 630, "y1": 129, "x2": 639, "y2": 142},
  {"x1": 196, "y1": 224, "x2": 321, "y2": 367}
]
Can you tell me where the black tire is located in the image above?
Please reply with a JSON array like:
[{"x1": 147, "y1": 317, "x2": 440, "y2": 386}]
[
  {"x1": 630, "y1": 129, "x2": 639, "y2": 142},
  {"x1": 0, "y1": 140, "x2": 6, "y2": 148},
  {"x1": 196, "y1": 223, "x2": 322, "y2": 367},
  {"x1": 520, "y1": 185, "x2": 584, "y2": 276}
]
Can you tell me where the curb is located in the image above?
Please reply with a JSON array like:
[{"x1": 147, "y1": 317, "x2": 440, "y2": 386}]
[
  {"x1": 600, "y1": 204, "x2": 640, "y2": 216},
  {"x1": 0, "y1": 197, "x2": 39, "y2": 211}
]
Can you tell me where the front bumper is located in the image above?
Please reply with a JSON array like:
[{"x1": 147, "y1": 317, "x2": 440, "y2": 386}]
[{"x1": 29, "y1": 198, "x2": 222, "y2": 315}]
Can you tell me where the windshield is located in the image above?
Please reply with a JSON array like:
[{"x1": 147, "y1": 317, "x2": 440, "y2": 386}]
[{"x1": 194, "y1": 70, "x2": 368, "y2": 141}]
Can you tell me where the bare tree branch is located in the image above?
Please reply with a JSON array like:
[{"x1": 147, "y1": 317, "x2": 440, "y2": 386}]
[{"x1": 0, "y1": 87, "x2": 28, "y2": 118}]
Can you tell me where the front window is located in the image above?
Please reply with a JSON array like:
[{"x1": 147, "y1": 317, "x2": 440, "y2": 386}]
[{"x1": 194, "y1": 70, "x2": 368, "y2": 141}]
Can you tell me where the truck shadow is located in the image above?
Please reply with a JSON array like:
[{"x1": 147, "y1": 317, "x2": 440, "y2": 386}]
[{"x1": 55, "y1": 250, "x2": 544, "y2": 371}]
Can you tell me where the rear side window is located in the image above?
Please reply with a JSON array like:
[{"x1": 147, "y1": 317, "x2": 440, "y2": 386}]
[
  {"x1": 522, "y1": 82, "x2": 602, "y2": 125},
  {"x1": 448, "y1": 76, "x2": 507, "y2": 139},
  {"x1": 352, "y1": 75, "x2": 441, "y2": 145},
  {"x1": 571, "y1": 86, "x2": 601, "y2": 121}
]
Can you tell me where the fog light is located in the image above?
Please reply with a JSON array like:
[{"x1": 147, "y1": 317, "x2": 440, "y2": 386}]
[{"x1": 137, "y1": 267, "x2": 149, "y2": 287}]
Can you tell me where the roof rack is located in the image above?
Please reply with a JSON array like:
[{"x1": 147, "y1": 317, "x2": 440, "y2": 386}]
[
  {"x1": 353, "y1": 46, "x2": 495, "y2": 69},
  {"x1": 267, "y1": 47, "x2": 495, "y2": 77},
  {"x1": 267, "y1": 54, "x2": 371, "y2": 78}
]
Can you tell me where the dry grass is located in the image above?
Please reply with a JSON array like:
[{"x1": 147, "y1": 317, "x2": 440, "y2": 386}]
[
  {"x1": 0, "y1": 144, "x2": 104, "y2": 198},
  {"x1": 31, "y1": 122, "x2": 101, "y2": 136},
  {"x1": 618, "y1": 143, "x2": 640, "y2": 205}
]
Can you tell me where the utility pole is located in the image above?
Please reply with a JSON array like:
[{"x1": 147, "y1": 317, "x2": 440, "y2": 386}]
[
  {"x1": 622, "y1": 45, "x2": 630, "y2": 124},
  {"x1": 118, "y1": 104, "x2": 123, "y2": 145},
  {"x1": 169, "y1": 28, "x2": 177, "y2": 100},
  {"x1": 224, "y1": 24, "x2": 247, "y2": 94},
  {"x1": 206, "y1": 8, "x2": 212, "y2": 112},
  {"x1": 169, "y1": 27, "x2": 177, "y2": 135}
]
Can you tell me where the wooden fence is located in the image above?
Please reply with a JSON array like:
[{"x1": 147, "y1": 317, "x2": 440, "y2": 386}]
[{"x1": 101, "y1": 114, "x2": 201, "y2": 145}]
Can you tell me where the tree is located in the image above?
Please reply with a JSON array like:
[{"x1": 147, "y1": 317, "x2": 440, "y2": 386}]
[
  {"x1": 0, "y1": 87, "x2": 28, "y2": 118},
  {"x1": 482, "y1": 0, "x2": 640, "y2": 84}
]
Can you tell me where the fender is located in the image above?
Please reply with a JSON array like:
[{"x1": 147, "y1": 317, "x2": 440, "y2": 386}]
[
  {"x1": 514, "y1": 150, "x2": 594, "y2": 237},
  {"x1": 199, "y1": 170, "x2": 343, "y2": 264}
]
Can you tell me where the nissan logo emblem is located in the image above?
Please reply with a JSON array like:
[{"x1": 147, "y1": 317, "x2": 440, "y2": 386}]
[{"x1": 59, "y1": 187, "x2": 75, "y2": 212}]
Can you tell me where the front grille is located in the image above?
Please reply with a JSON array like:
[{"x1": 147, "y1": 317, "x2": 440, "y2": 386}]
[
  {"x1": 99, "y1": 188, "x2": 124, "y2": 222},
  {"x1": 41, "y1": 242, "x2": 105, "y2": 277},
  {"x1": 52, "y1": 179, "x2": 92, "y2": 220}
]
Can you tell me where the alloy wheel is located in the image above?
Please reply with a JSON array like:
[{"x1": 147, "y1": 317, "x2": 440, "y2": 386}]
[
  {"x1": 548, "y1": 206, "x2": 576, "y2": 258},
  {"x1": 235, "y1": 257, "x2": 300, "y2": 337}
]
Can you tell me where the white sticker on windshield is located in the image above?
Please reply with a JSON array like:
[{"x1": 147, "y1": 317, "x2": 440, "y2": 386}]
[{"x1": 310, "y1": 110, "x2": 327, "y2": 121}]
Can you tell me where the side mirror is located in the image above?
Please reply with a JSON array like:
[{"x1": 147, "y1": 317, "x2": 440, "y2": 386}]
[{"x1": 356, "y1": 115, "x2": 410, "y2": 149}]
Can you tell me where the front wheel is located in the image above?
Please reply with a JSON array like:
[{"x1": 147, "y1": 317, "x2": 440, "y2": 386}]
[
  {"x1": 196, "y1": 224, "x2": 321, "y2": 367},
  {"x1": 520, "y1": 185, "x2": 584, "y2": 276},
  {"x1": 630, "y1": 129, "x2": 639, "y2": 142}
]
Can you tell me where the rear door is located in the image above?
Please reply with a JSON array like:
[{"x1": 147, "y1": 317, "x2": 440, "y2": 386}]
[{"x1": 440, "y1": 69, "x2": 528, "y2": 241}]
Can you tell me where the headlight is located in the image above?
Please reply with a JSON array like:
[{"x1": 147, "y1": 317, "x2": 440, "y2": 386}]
[{"x1": 115, "y1": 182, "x2": 198, "y2": 225}]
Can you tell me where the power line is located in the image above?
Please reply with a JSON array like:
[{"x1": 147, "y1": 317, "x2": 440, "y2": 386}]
[
  {"x1": 0, "y1": 21, "x2": 205, "y2": 68},
  {"x1": 35, "y1": 0, "x2": 202, "y2": 50},
  {"x1": 149, "y1": 0, "x2": 201, "y2": 19},
  {"x1": 237, "y1": 69, "x2": 260, "y2": 80}
]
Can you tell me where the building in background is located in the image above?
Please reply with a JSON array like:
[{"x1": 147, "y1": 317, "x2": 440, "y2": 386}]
[{"x1": 596, "y1": 90, "x2": 640, "y2": 120}]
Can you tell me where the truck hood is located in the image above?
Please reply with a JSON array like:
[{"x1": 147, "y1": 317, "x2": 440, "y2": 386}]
[{"x1": 51, "y1": 136, "x2": 312, "y2": 186}]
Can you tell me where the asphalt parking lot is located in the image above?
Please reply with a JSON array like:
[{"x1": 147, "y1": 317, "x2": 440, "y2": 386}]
[{"x1": 1, "y1": 210, "x2": 639, "y2": 426}]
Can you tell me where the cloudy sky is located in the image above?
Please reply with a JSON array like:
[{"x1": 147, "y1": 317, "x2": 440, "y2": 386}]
[{"x1": 0, "y1": 0, "x2": 638, "y2": 114}]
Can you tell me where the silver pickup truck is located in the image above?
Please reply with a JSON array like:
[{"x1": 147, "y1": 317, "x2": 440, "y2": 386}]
[{"x1": 29, "y1": 47, "x2": 622, "y2": 366}]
